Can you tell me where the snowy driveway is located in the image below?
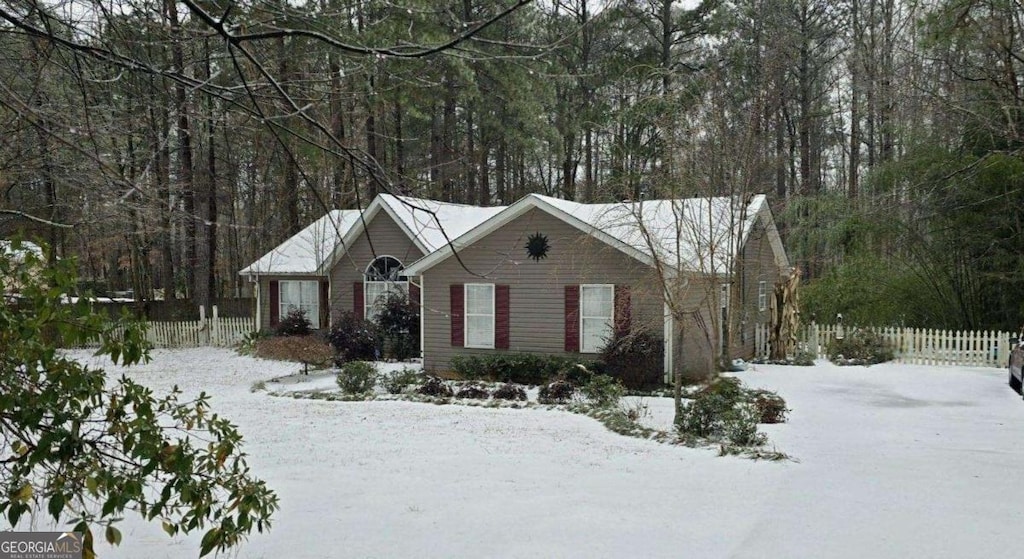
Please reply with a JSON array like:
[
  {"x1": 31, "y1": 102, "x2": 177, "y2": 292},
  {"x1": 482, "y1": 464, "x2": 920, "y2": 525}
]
[{"x1": 68, "y1": 350, "x2": 1024, "y2": 558}]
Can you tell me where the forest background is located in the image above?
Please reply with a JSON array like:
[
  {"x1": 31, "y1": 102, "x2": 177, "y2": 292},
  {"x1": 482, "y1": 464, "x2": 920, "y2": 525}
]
[{"x1": 1, "y1": 0, "x2": 1021, "y2": 330}]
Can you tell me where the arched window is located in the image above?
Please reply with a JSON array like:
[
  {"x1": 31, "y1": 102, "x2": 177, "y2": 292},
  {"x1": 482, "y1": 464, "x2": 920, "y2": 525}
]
[
  {"x1": 365, "y1": 256, "x2": 405, "y2": 282},
  {"x1": 364, "y1": 256, "x2": 408, "y2": 319}
]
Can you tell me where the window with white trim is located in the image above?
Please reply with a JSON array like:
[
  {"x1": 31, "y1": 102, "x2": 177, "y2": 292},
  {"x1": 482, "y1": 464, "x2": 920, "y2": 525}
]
[
  {"x1": 364, "y1": 256, "x2": 408, "y2": 320},
  {"x1": 465, "y1": 283, "x2": 495, "y2": 348},
  {"x1": 580, "y1": 284, "x2": 614, "y2": 353},
  {"x1": 758, "y1": 281, "x2": 768, "y2": 311},
  {"x1": 280, "y1": 280, "x2": 320, "y2": 329}
]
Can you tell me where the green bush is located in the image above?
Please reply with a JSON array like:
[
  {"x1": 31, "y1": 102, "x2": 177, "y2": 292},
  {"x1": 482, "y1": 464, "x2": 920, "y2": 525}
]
[
  {"x1": 581, "y1": 374, "x2": 625, "y2": 408},
  {"x1": 792, "y1": 349, "x2": 816, "y2": 366},
  {"x1": 2, "y1": 242, "x2": 277, "y2": 557},
  {"x1": 596, "y1": 328, "x2": 664, "y2": 390},
  {"x1": 538, "y1": 379, "x2": 576, "y2": 404},
  {"x1": 676, "y1": 378, "x2": 742, "y2": 438},
  {"x1": 491, "y1": 383, "x2": 527, "y2": 401},
  {"x1": 750, "y1": 390, "x2": 789, "y2": 423},
  {"x1": 675, "y1": 376, "x2": 783, "y2": 447},
  {"x1": 723, "y1": 405, "x2": 767, "y2": 446},
  {"x1": 373, "y1": 292, "x2": 420, "y2": 361},
  {"x1": 336, "y1": 361, "x2": 377, "y2": 394},
  {"x1": 450, "y1": 353, "x2": 585, "y2": 385},
  {"x1": 417, "y1": 376, "x2": 453, "y2": 397},
  {"x1": 826, "y1": 328, "x2": 894, "y2": 365},
  {"x1": 327, "y1": 311, "x2": 380, "y2": 363},
  {"x1": 455, "y1": 383, "x2": 490, "y2": 399},
  {"x1": 381, "y1": 367, "x2": 422, "y2": 395},
  {"x1": 239, "y1": 330, "x2": 271, "y2": 355},
  {"x1": 275, "y1": 308, "x2": 312, "y2": 337}
]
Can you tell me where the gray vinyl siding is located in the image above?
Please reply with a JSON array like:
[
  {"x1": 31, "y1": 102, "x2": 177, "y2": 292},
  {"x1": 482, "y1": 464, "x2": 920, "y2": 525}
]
[
  {"x1": 673, "y1": 277, "x2": 718, "y2": 380},
  {"x1": 256, "y1": 274, "x2": 323, "y2": 332},
  {"x1": 328, "y1": 213, "x2": 425, "y2": 323},
  {"x1": 733, "y1": 213, "x2": 784, "y2": 359},
  {"x1": 422, "y1": 207, "x2": 683, "y2": 374}
]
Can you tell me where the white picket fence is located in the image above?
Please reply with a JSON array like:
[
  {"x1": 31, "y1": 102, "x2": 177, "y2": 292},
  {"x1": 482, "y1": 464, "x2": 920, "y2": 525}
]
[
  {"x1": 755, "y1": 323, "x2": 1012, "y2": 368},
  {"x1": 75, "y1": 305, "x2": 255, "y2": 349}
]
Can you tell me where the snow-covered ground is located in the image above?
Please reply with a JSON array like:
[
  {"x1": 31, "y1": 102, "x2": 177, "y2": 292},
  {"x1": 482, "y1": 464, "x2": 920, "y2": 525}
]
[{"x1": 50, "y1": 350, "x2": 1024, "y2": 558}]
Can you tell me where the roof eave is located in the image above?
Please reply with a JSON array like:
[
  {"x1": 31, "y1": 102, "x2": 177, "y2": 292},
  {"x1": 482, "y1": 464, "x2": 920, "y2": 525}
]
[
  {"x1": 403, "y1": 197, "x2": 538, "y2": 276},
  {"x1": 405, "y1": 194, "x2": 661, "y2": 276},
  {"x1": 238, "y1": 269, "x2": 325, "y2": 277}
]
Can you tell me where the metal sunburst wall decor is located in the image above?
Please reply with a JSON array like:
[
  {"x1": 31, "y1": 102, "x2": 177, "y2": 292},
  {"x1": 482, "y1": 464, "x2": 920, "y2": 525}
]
[{"x1": 525, "y1": 232, "x2": 550, "y2": 262}]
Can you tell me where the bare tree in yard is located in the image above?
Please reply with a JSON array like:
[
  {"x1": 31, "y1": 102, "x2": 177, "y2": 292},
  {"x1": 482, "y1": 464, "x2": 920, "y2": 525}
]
[
  {"x1": 596, "y1": 193, "x2": 751, "y2": 421},
  {"x1": 0, "y1": 2, "x2": 541, "y2": 556},
  {"x1": 602, "y1": 18, "x2": 790, "y2": 419}
]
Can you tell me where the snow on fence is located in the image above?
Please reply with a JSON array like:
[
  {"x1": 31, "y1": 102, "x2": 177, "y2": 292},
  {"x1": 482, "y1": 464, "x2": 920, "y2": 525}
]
[
  {"x1": 754, "y1": 323, "x2": 1012, "y2": 368},
  {"x1": 74, "y1": 305, "x2": 255, "y2": 349}
]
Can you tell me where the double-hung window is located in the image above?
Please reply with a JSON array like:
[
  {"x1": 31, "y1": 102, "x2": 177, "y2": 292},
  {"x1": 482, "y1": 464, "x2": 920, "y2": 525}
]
[
  {"x1": 365, "y1": 282, "x2": 408, "y2": 320},
  {"x1": 580, "y1": 284, "x2": 614, "y2": 353},
  {"x1": 758, "y1": 281, "x2": 768, "y2": 311},
  {"x1": 280, "y1": 280, "x2": 320, "y2": 328},
  {"x1": 465, "y1": 284, "x2": 495, "y2": 348}
]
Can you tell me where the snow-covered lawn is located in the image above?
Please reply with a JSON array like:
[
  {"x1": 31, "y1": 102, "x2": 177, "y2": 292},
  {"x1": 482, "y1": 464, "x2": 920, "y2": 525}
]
[{"x1": 59, "y1": 350, "x2": 1024, "y2": 558}]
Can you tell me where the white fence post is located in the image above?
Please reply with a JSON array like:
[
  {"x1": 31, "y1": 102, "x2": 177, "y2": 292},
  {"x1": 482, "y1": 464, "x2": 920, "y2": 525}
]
[
  {"x1": 212, "y1": 305, "x2": 220, "y2": 346},
  {"x1": 772, "y1": 323, "x2": 1012, "y2": 369}
]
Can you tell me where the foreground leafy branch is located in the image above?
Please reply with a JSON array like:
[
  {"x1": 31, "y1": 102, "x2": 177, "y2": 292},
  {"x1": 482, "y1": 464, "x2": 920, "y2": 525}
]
[{"x1": 0, "y1": 241, "x2": 277, "y2": 557}]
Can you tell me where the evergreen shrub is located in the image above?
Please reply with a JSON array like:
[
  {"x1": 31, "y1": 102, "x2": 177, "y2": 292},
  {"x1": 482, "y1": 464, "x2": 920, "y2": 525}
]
[
  {"x1": 327, "y1": 311, "x2": 380, "y2": 363},
  {"x1": 595, "y1": 328, "x2": 664, "y2": 390},
  {"x1": 538, "y1": 379, "x2": 575, "y2": 404},
  {"x1": 450, "y1": 353, "x2": 584, "y2": 385},
  {"x1": 275, "y1": 309, "x2": 312, "y2": 337},
  {"x1": 827, "y1": 329, "x2": 894, "y2": 365},
  {"x1": 336, "y1": 361, "x2": 377, "y2": 394}
]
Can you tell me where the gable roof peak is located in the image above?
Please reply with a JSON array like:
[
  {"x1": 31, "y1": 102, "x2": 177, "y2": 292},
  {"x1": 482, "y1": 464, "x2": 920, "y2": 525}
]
[{"x1": 404, "y1": 191, "x2": 780, "y2": 276}]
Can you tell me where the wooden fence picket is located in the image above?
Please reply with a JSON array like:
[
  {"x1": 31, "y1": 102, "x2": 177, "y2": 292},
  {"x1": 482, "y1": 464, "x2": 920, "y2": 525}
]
[
  {"x1": 69, "y1": 305, "x2": 255, "y2": 349},
  {"x1": 751, "y1": 323, "x2": 1013, "y2": 369}
]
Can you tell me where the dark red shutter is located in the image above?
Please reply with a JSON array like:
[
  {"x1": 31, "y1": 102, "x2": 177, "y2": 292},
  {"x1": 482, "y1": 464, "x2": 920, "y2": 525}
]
[
  {"x1": 408, "y1": 282, "x2": 421, "y2": 310},
  {"x1": 268, "y1": 280, "x2": 280, "y2": 328},
  {"x1": 353, "y1": 282, "x2": 364, "y2": 318},
  {"x1": 319, "y1": 280, "x2": 330, "y2": 328},
  {"x1": 450, "y1": 284, "x2": 464, "y2": 347},
  {"x1": 615, "y1": 285, "x2": 631, "y2": 336},
  {"x1": 496, "y1": 285, "x2": 510, "y2": 350},
  {"x1": 565, "y1": 285, "x2": 580, "y2": 352}
]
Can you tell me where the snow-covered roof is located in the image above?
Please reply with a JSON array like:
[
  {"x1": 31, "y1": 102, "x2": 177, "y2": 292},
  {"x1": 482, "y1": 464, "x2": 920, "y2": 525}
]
[
  {"x1": 239, "y1": 194, "x2": 507, "y2": 277},
  {"x1": 239, "y1": 210, "x2": 361, "y2": 275},
  {"x1": 536, "y1": 194, "x2": 765, "y2": 272},
  {"x1": 377, "y1": 194, "x2": 508, "y2": 254},
  {"x1": 405, "y1": 193, "x2": 786, "y2": 276}
]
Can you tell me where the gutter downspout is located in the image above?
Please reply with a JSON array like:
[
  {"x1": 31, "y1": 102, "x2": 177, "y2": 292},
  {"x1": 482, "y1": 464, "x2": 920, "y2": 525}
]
[
  {"x1": 664, "y1": 300, "x2": 673, "y2": 385},
  {"x1": 411, "y1": 276, "x2": 425, "y2": 363},
  {"x1": 253, "y1": 273, "x2": 261, "y2": 331}
]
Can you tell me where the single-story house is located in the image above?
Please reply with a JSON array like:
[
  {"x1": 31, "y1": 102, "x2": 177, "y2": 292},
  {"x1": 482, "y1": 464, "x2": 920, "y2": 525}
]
[
  {"x1": 241, "y1": 192, "x2": 789, "y2": 380},
  {"x1": 402, "y1": 193, "x2": 789, "y2": 380},
  {"x1": 239, "y1": 194, "x2": 505, "y2": 330}
]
